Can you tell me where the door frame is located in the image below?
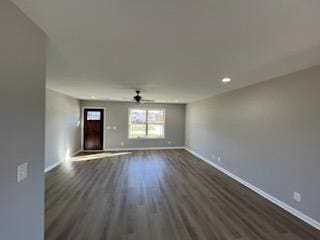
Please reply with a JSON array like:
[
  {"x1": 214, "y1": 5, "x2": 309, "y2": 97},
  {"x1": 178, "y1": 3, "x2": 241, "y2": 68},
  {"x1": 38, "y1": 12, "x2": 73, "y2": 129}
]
[{"x1": 81, "y1": 106, "x2": 106, "y2": 151}]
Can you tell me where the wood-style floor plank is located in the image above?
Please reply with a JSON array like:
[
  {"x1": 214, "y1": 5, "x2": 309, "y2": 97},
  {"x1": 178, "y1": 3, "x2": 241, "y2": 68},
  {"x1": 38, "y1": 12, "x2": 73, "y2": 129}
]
[{"x1": 45, "y1": 150, "x2": 320, "y2": 240}]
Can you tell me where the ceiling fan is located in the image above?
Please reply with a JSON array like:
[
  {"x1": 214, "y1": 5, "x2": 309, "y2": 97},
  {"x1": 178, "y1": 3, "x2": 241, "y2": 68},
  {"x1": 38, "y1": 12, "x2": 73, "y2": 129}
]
[{"x1": 123, "y1": 90, "x2": 155, "y2": 104}]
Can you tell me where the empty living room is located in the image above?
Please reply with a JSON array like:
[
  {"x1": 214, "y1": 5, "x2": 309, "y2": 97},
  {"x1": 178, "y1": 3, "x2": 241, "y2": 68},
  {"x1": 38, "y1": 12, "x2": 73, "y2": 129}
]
[{"x1": 1, "y1": 0, "x2": 320, "y2": 239}]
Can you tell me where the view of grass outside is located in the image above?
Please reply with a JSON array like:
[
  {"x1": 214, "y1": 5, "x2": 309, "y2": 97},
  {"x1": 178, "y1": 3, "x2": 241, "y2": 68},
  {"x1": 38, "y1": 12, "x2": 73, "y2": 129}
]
[
  {"x1": 129, "y1": 124, "x2": 146, "y2": 138},
  {"x1": 148, "y1": 124, "x2": 164, "y2": 138},
  {"x1": 129, "y1": 124, "x2": 164, "y2": 138}
]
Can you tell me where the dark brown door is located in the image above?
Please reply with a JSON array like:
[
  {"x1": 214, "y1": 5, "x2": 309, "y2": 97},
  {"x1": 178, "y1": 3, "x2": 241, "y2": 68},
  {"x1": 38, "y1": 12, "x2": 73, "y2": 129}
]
[{"x1": 84, "y1": 109, "x2": 104, "y2": 150}]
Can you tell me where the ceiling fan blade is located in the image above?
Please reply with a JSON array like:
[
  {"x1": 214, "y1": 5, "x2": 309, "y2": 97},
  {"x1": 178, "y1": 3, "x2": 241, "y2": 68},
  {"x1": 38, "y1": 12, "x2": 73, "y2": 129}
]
[
  {"x1": 122, "y1": 97, "x2": 134, "y2": 101},
  {"x1": 142, "y1": 99, "x2": 155, "y2": 102}
]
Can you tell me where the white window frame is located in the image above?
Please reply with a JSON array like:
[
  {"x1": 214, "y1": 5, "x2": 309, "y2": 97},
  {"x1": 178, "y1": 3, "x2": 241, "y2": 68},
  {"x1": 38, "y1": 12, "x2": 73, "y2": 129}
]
[{"x1": 128, "y1": 108, "x2": 165, "y2": 139}]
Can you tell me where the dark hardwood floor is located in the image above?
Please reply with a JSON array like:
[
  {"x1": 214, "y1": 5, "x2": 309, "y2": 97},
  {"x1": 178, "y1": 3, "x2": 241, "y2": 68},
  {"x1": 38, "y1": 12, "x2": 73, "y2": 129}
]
[{"x1": 45, "y1": 150, "x2": 320, "y2": 240}]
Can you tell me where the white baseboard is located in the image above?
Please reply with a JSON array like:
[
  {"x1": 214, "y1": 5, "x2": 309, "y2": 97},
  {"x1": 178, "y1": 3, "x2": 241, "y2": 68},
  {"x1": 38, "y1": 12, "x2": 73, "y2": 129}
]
[
  {"x1": 45, "y1": 149, "x2": 82, "y2": 173},
  {"x1": 184, "y1": 147, "x2": 320, "y2": 230},
  {"x1": 45, "y1": 160, "x2": 64, "y2": 173},
  {"x1": 104, "y1": 146, "x2": 185, "y2": 151}
]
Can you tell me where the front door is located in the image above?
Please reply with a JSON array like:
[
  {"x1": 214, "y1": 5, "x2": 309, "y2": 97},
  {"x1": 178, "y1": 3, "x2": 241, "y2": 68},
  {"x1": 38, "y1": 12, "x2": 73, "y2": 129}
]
[{"x1": 83, "y1": 109, "x2": 104, "y2": 150}]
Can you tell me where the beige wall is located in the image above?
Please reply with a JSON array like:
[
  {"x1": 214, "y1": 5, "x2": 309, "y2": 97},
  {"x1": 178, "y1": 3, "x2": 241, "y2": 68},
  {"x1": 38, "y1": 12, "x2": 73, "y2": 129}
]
[
  {"x1": 0, "y1": 1, "x2": 46, "y2": 239},
  {"x1": 185, "y1": 65, "x2": 320, "y2": 223},
  {"x1": 45, "y1": 89, "x2": 81, "y2": 170},
  {"x1": 80, "y1": 101, "x2": 185, "y2": 149}
]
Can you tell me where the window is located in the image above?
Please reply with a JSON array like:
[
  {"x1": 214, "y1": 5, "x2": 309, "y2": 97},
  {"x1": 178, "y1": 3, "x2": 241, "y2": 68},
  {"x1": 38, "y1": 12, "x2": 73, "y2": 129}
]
[
  {"x1": 87, "y1": 111, "x2": 101, "y2": 120},
  {"x1": 129, "y1": 109, "x2": 165, "y2": 139}
]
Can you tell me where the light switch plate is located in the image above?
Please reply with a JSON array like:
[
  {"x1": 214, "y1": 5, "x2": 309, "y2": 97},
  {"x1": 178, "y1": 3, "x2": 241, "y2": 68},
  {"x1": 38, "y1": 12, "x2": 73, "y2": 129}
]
[
  {"x1": 17, "y1": 162, "x2": 28, "y2": 183},
  {"x1": 294, "y1": 192, "x2": 302, "y2": 202}
]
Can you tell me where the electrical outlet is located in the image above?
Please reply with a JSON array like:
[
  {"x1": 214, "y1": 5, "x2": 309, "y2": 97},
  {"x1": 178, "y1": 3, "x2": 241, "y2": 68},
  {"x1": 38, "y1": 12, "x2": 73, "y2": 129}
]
[
  {"x1": 106, "y1": 126, "x2": 111, "y2": 130},
  {"x1": 168, "y1": 141, "x2": 171, "y2": 145},
  {"x1": 120, "y1": 142, "x2": 124, "y2": 146},
  {"x1": 217, "y1": 156, "x2": 221, "y2": 162},
  {"x1": 17, "y1": 162, "x2": 28, "y2": 183},
  {"x1": 113, "y1": 126, "x2": 117, "y2": 130},
  {"x1": 294, "y1": 192, "x2": 301, "y2": 202}
]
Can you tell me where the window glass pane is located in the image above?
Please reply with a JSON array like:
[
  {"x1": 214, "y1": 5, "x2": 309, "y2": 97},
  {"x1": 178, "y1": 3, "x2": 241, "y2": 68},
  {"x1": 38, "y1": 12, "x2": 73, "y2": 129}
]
[
  {"x1": 129, "y1": 109, "x2": 147, "y2": 138},
  {"x1": 130, "y1": 109, "x2": 146, "y2": 124},
  {"x1": 129, "y1": 124, "x2": 146, "y2": 138},
  {"x1": 128, "y1": 109, "x2": 165, "y2": 139},
  {"x1": 148, "y1": 110, "x2": 164, "y2": 124},
  {"x1": 87, "y1": 111, "x2": 101, "y2": 120},
  {"x1": 147, "y1": 124, "x2": 164, "y2": 138}
]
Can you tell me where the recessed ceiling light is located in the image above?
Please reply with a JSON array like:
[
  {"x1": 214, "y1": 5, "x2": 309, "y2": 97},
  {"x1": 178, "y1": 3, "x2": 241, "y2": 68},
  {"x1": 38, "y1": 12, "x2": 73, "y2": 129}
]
[
  {"x1": 222, "y1": 78, "x2": 231, "y2": 83},
  {"x1": 90, "y1": 96, "x2": 96, "y2": 99}
]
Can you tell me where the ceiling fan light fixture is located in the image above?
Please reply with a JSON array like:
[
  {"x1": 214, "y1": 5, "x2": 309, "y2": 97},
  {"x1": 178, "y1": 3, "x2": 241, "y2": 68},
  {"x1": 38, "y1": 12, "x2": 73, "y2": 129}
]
[
  {"x1": 131, "y1": 90, "x2": 155, "y2": 104},
  {"x1": 133, "y1": 90, "x2": 142, "y2": 103}
]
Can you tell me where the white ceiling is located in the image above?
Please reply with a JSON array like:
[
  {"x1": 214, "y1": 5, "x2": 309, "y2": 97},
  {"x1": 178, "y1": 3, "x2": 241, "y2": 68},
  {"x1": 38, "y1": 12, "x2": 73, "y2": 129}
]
[{"x1": 12, "y1": 0, "x2": 320, "y2": 103}]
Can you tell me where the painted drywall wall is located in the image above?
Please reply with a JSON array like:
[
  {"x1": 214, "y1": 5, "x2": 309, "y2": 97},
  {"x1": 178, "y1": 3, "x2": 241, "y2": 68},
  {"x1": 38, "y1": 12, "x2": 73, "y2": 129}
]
[
  {"x1": 0, "y1": 1, "x2": 46, "y2": 239},
  {"x1": 80, "y1": 101, "x2": 185, "y2": 149},
  {"x1": 45, "y1": 89, "x2": 81, "y2": 170},
  {"x1": 185, "y1": 65, "x2": 320, "y2": 223}
]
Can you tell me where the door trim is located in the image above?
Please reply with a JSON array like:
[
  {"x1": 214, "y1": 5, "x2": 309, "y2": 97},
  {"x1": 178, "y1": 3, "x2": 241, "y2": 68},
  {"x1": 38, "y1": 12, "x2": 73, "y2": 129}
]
[{"x1": 81, "y1": 106, "x2": 106, "y2": 151}]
